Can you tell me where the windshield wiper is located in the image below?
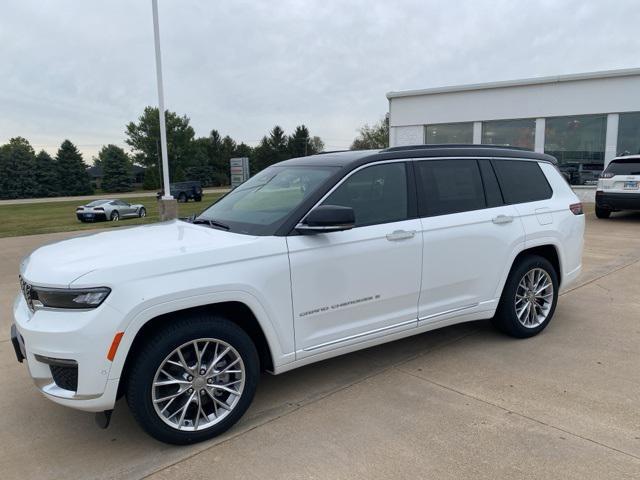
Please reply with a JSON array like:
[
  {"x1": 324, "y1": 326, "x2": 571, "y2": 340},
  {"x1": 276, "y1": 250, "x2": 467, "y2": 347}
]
[{"x1": 192, "y1": 218, "x2": 230, "y2": 231}]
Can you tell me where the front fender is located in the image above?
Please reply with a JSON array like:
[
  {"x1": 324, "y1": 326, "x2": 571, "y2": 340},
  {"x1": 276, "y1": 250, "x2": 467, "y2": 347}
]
[{"x1": 107, "y1": 289, "x2": 294, "y2": 381}]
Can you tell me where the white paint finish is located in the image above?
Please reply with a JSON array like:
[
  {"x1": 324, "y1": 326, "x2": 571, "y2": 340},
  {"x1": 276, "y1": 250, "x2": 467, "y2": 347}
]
[
  {"x1": 417, "y1": 205, "x2": 525, "y2": 321},
  {"x1": 516, "y1": 163, "x2": 584, "y2": 284},
  {"x1": 390, "y1": 125, "x2": 423, "y2": 147},
  {"x1": 287, "y1": 218, "x2": 422, "y2": 356},
  {"x1": 535, "y1": 118, "x2": 546, "y2": 153},
  {"x1": 473, "y1": 122, "x2": 482, "y2": 144},
  {"x1": 389, "y1": 72, "x2": 640, "y2": 127},
  {"x1": 605, "y1": 113, "x2": 620, "y2": 166}
]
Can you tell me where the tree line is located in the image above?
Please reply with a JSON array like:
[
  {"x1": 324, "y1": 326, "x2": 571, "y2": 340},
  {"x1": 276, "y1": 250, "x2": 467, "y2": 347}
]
[{"x1": 0, "y1": 106, "x2": 387, "y2": 200}]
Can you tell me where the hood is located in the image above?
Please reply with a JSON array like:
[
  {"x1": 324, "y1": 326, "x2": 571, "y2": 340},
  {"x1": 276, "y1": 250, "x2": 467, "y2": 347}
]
[{"x1": 21, "y1": 220, "x2": 260, "y2": 287}]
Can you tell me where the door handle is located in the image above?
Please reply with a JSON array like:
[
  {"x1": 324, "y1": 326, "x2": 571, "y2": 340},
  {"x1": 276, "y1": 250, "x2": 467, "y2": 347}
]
[
  {"x1": 386, "y1": 230, "x2": 416, "y2": 241},
  {"x1": 492, "y1": 215, "x2": 513, "y2": 225}
]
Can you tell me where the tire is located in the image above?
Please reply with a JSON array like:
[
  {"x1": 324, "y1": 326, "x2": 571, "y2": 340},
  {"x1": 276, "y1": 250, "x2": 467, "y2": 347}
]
[
  {"x1": 138, "y1": 207, "x2": 146, "y2": 218},
  {"x1": 491, "y1": 254, "x2": 558, "y2": 338},
  {"x1": 126, "y1": 315, "x2": 259, "y2": 445},
  {"x1": 178, "y1": 192, "x2": 187, "y2": 203},
  {"x1": 595, "y1": 205, "x2": 611, "y2": 219},
  {"x1": 194, "y1": 195, "x2": 202, "y2": 202},
  {"x1": 110, "y1": 211, "x2": 120, "y2": 221}
]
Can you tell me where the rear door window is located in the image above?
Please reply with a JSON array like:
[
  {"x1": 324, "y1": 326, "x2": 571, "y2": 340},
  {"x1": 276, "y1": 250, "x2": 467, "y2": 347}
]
[
  {"x1": 416, "y1": 159, "x2": 486, "y2": 217},
  {"x1": 492, "y1": 160, "x2": 552, "y2": 204}
]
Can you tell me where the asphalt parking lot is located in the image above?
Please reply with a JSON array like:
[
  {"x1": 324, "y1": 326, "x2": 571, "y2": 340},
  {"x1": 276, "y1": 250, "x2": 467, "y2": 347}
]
[{"x1": 1, "y1": 209, "x2": 639, "y2": 479}]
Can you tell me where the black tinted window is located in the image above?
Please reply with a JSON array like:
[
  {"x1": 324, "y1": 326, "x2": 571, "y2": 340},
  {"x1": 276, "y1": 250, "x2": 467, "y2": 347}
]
[
  {"x1": 322, "y1": 163, "x2": 408, "y2": 227},
  {"x1": 605, "y1": 160, "x2": 640, "y2": 175},
  {"x1": 478, "y1": 160, "x2": 503, "y2": 208},
  {"x1": 417, "y1": 159, "x2": 486, "y2": 216},
  {"x1": 493, "y1": 160, "x2": 552, "y2": 204}
]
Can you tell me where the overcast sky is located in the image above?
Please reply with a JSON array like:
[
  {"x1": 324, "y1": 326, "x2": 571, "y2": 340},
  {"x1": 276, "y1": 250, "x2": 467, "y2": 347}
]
[{"x1": 1, "y1": 0, "x2": 638, "y2": 161}]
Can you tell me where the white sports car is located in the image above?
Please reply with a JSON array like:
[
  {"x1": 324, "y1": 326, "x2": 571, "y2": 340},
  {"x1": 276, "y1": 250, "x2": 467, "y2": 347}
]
[{"x1": 76, "y1": 199, "x2": 146, "y2": 222}]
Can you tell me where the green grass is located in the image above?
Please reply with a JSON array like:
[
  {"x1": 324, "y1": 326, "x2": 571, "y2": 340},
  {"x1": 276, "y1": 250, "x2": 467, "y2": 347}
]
[{"x1": 0, "y1": 193, "x2": 225, "y2": 238}]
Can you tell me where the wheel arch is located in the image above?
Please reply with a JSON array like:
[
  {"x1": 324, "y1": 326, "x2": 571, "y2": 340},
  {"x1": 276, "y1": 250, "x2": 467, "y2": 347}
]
[
  {"x1": 115, "y1": 301, "x2": 275, "y2": 399},
  {"x1": 494, "y1": 242, "x2": 562, "y2": 300}
]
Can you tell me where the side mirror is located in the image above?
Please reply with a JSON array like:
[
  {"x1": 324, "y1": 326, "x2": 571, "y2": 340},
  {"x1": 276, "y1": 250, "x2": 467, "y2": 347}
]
[{"x1": 296, "y1": 205, "x2": 355, "y2": 234}]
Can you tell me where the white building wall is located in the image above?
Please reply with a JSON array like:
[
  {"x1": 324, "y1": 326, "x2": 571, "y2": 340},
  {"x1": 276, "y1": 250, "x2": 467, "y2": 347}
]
[{"x1": 388, "y1": 70, "x2": 640, "y2": 129}]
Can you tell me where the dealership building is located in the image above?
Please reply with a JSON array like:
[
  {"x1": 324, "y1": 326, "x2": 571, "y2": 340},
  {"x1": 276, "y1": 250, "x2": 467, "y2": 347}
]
[{"x1": 387, "y1": 68, "x2": 640, "y2": 183}]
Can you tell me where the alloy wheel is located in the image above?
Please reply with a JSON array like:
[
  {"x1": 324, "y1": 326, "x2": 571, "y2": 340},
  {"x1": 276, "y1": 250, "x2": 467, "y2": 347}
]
[
  {"x1": 514, "y1": 268, "x2": 553, "y2": 328},
  {"x1": 151, "y1": 338, "x2": 245, "y2": 431}
]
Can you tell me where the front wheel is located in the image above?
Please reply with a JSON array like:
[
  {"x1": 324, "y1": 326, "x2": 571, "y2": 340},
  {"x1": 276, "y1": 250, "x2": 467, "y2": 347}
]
[
  {"x1": 491, "y1": 255, "x2": 558, "y2": 338},
  {"x1": 595, "y1": 205, "x2": 611, "y2": 219},
  {"x1": 126, "y1": 315, "x2": 259, "y2": 445},
  {"x1": 138, "y1": 207, "x2": 146, "y2": 218}
]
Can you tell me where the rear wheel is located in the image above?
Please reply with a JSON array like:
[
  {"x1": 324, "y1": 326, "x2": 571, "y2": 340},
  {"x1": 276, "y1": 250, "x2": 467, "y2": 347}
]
[
  {"x1": 126, "y1": 315, "x2": 259, "y2": 445},
  {"x1": 138, "y1": 207, "x2": 146, "y2": 218},
  {"x1": 178, "y1": 192, "x2": 187, "y2": 203},
  {"x1": 595, "y1": 205, "x2": 611, "y2": 219},
  {"x1": 194, "y1": 195, "x2": 202, "y2": 202},
  {"x1": 110, "y1": 211, "x2": 120, "y2": 221},
  {"x1": 491, "y1": 254, "x2": 558, "y2": 338}
]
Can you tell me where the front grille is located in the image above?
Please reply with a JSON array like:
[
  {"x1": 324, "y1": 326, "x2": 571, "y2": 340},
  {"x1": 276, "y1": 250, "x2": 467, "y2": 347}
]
[{"x1": 50, "y1": 364, "x2": 78, "y2": 392}]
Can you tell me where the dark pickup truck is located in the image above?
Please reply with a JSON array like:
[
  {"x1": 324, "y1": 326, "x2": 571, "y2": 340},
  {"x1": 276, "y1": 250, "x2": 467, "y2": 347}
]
[{"x1": 157, "y1": 181, "x2": 203, "y2": 202}]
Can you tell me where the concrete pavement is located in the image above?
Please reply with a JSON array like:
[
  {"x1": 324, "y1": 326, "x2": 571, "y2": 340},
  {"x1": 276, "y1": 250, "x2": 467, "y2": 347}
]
[{"x1": 1, "y1": 209, "x2": 639, "y2": 479}]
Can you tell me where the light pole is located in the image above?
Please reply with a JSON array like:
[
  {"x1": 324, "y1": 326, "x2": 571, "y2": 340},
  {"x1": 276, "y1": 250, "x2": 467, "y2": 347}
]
[{"x1": 152, "y1": 0, "x2": 177, "y2": 220}]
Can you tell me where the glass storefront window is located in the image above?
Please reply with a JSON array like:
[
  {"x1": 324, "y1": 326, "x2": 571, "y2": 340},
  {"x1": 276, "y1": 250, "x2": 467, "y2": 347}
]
[
  {"x1": 481, "y1": 119, "x2": 536, "y2": 150},
  {"x1": 544, "y1": 114, "x2": 606, "y2": 165},
  {"x1": 617, "y1": 112, "x2": 640, "y2": 156},
  {"x1": 425, "y1": 122, "x2": 473, "y2": 144}
]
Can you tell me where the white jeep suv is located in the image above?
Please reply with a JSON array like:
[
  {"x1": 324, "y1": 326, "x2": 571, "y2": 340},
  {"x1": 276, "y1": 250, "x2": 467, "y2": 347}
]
[
  {"x1": 595, "y1": 155, "x2": 640, "y2": 218},
  {"x1": 11, "y1": 145, "x2": 585, "y2": 444}
]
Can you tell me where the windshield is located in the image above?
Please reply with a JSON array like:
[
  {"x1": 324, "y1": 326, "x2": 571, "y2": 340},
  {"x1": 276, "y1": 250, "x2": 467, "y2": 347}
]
[
  {"x1": 86, "y1": 200, "x2": 110, "y2": 206},
  {"x1": 195, "y1": 165, "x2": 338, "y2": 235}
]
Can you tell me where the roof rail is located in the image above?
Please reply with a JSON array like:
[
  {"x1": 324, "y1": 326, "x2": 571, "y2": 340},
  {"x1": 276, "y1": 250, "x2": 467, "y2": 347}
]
[{"x1": 382, "y1": 144, "x2": 532, "y2": 153}]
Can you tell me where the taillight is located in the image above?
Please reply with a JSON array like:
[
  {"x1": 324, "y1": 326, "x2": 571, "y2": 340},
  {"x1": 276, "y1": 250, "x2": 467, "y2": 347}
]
[
  {"x1": 600, "y1": 172, "x2": 614, "y2": 179},
  {"x1": 94, "y1": 207, "x2": 104, "y2": 211},
  {"x1": 569, "y1": 202, "x2": 583, "y2": 215}
]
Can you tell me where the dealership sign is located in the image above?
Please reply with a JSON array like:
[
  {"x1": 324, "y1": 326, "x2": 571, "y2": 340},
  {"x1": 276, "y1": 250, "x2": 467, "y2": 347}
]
[{"x1": 230, "y1": 157, "x2": 250, "y2": 188}]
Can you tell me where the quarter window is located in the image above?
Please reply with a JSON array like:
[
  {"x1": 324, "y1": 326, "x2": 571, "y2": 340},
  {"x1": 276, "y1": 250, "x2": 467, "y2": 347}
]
[
  {"x1": 416, "y1": 160, "x2": 486, "y2": 216},
  {"x1": 492, "y1": 160, "x2": 552, "y2": 204},
  {"x1": 321, "y1": 163, "x2": 408, "y2": 227}
]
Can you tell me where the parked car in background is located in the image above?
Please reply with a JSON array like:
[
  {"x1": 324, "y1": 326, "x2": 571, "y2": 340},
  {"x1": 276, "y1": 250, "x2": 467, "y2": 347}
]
[
  {"x1": 596, "y1": 155, "x2": 640, "y2": 218},
  {"x1": 576, "y1": 163, "x2": 603, "y2": 185},
  {"x1": 13, "y1": 145, "x2": 584, "y2": 445},
  {"x1": 76, "y1": 199, "x2": 146, "y2": 222},
  {"x1": 558, "y1": 164, "x2": 579, "y2": 184},
  {"x1": 157, "y1": 181, "x2": 203, "y2": 203}
]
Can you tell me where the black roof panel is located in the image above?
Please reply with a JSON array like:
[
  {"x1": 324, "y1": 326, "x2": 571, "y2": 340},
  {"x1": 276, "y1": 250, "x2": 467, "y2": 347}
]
[{"x1": 278, "y1": 144, "x2": 557, "y2": 169}]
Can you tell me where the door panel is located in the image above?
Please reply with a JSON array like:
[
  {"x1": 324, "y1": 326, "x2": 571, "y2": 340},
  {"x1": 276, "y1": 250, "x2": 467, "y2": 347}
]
[
  {"x1": 414, "y1": 158, "x2": 525, "y2": 323},
  {"x1": 287, "y1": 161, "x2": 421, "y2": 357},
  {"x1": 288, "y1": 219, "x2": 422, "y2": 355},
  {"x1": 418, "y1": 205, "x2": 524, "y2": 320}
]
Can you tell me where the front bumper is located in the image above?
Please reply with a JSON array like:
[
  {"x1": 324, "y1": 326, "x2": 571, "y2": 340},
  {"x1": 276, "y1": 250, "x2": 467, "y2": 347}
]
[
  {"x1": 596, "y1": 191, "x2": 640, "y2": 211},
  {"x1": 11, "y1": 294, "x2": 121, "y2": 412}
]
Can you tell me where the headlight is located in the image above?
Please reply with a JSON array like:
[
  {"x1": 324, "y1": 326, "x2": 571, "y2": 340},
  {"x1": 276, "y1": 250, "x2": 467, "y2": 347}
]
[{"x1": 27, "y1": 285, "x2": 111, "y2": 310}]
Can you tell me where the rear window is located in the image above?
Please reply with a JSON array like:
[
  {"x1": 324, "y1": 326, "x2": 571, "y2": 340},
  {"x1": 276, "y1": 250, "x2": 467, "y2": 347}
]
[
  {"x1": 492, "y1": 160, "x2": 552, "y2": 204},
  {"x1": 605, "y1": 160, "x2": 640, "y2": 176},
  {"x1": 416, "y1": 159, "x2": 486, "y2": 216}
]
